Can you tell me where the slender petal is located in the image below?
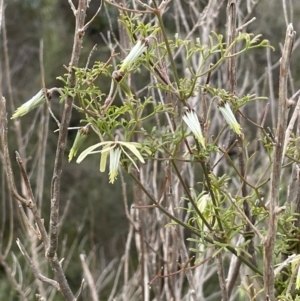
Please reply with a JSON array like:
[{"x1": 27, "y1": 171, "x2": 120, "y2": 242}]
[
  {"x1": 119, "y1": 38, "x2": 148, "y2": 72},
  {"x1": 109, "y1": 147, "x2": 122, "y2": 183},
  {"x1": 78, "y1": 140, "x2": 145, "y2": 184},
  {"x1": 182, "y1": 107, "x2": 206, "y2": 149},
  {"x1": 119, "y1": 142, "x2": 145, "y2": 163},
  {"x1": 218, "y1": 99, "x2": 242, "y2": 136},
  {"x1": 100, "y1": 148, "x2": 110, "y2": 172},
  {"x1": 77, "y1": 141, "x2": 112, "y2": 163},
  {"x1": 121, "y1": 146, "x2": 140, "y2": 171}
]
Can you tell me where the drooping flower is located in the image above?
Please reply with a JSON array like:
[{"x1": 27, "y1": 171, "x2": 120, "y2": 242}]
[
  {"x1": 11, "y1": 88, "x2": 50, "y2": 119},
  {"x1": 196, "y1": 193, "x2": 213, "y2": 229},
  {"x1": 182, "y1": 107, "x2": 206, "y2": 149},
  {"x1": 68, "y1": 126, "x2": 90, "y2": 162},
  {"x1": 77, "y1": 141, "x2": 145, "y2": 183},
  {"x1": 107, "y1": 146, "x2": 122, "y2": 183},
  {"x1": 218, "y1": 99, "x2": 242, "y2": 136},
  {"x1": 119, "y1": 38, "x2": 149, "y2": 72}
]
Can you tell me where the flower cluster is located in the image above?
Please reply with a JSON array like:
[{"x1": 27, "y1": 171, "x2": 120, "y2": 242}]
[{"x1": 182, "y1": 100, "x2": 242, "y2": 149}]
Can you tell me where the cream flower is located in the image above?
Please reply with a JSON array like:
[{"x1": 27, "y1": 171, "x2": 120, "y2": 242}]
[
  {"x1": 68, "y1": 126, "x2": 90, "y2": 162},
  {"x1": 218, "y1": 99, "x2": 242, "y2": 136},
  {"x1": 77, "y1": 141, "x2": 145, "y2": 183},
  {"x1": 119, "y1": 38, "x2": 149, "y2": 72},
  {"x1": 11, "y1": 89, "x2": 50, "y2": 119},
  {"x1": 196, "y1": 193, "x2": 213, "y2": 229},
  {"x1": 182, "y1": 107, "x2": 206, "y2": 149}
]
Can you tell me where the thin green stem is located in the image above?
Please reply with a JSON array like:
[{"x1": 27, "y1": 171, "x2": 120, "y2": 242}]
[
  {"x1": 256, "y1": 178, "x2": 270, "y2": 189},
  {"x1": 153, "y1": 9, "x2": 182, "y2": 100},
  {"x1": 171, "y1": 160, "x2": 213, "y2": 231},
  {"x1": 130, "y1": 172, "x2": 262, "y2": 275},
  {"x1": 187, "y1": 39, "x2": 245, "y2": 98},
  {"x1": 285, "y1": 153, "x2": 300, "y2": 164},
  {"x1": 221, "y1": 150, "x2": 257, "y2": 190},
  {"x1": 130, "y1": 173, "x2": 202, "y2": 237},
  {"x1": 200, "y1": 162, "x2": 224, "y2": 232}
]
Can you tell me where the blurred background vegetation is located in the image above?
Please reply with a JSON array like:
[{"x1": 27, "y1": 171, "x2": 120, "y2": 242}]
[{"x1": 1, "y1": 0, "x2": 300, "y2": 300}]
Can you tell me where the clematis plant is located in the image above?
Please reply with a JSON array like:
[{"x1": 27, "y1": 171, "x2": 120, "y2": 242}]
[
  {"x1": 182, "y1": 107, "x2": 206, "y2": 149},
  {"x1": 218, "y1": 99, "x2": 242, "y2": 136},
  {"x1": 76, "y1": 140, "x2": 145, "y2": 183}
]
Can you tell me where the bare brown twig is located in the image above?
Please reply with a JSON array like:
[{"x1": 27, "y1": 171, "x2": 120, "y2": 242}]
[
  {"x1": 264, "y1": 24, "x2": 295, "y2": 301},
  {"x1": 0, "y1": 253, "x2": 27, "y2": 300},
  {"x1": 0, "y1": 98, "x2": 30, "y2": 206},
  {"x1": 47, "y1": 0, "x2": 88, "y2": 260},
  {"x1": 226, "y1": 1, "x2": 257, "y2": 294},
  {"x1": 43, "y1": 1, "x2": 89, "y2": 300},
  {"x1": 148, "y1": 255, "x2": 211, "y2": 287},
  {"x1": 15, "y1": 152, "x2": 49, "y2": 246},
  {"x1": 216, "y1": 252, "x2": 228, "y2": 301},
  {"x1": 80, "y1": 254, "x2": 99, "y2": 301}
]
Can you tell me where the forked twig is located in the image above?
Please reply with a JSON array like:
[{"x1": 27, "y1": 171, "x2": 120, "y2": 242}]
[
  {"x1": 148, "y1": 255, "x2": 211, "y2": 287},
  {"x1": 80, "y1": 254, "x2": 99, "y2": 301},
  {"x1": 74, "y1": 279, "x2": 85, "y2": 301},
  {"x1": 0, "y1": 98, "x2": 28, "y2": 205},
  {"x1": 16, "y1": 239, "x2": 60, "y2": 290},
  {"x1": 82, "y1": 1, "x2": 103, "y2": 32},
  {"x1": 15, "y1": 152, "x2": 49, "y2": 246},
  {"x1": 224, "y1": 189, "x2": 264, "y2": 242}
]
